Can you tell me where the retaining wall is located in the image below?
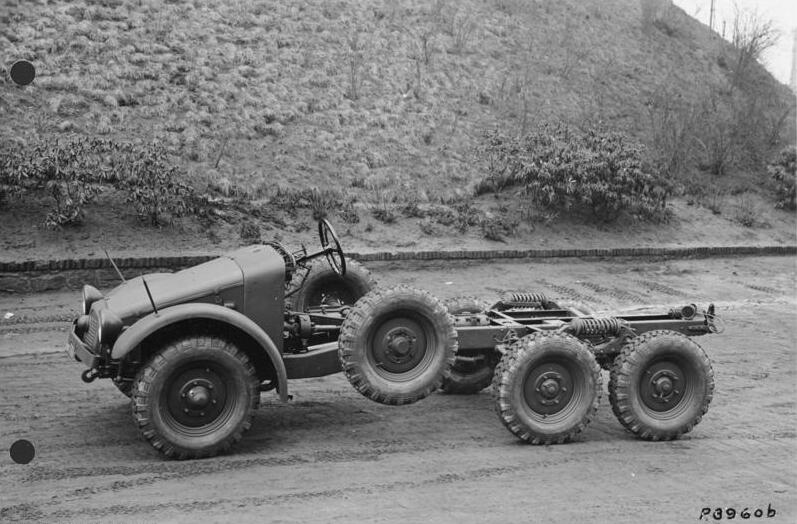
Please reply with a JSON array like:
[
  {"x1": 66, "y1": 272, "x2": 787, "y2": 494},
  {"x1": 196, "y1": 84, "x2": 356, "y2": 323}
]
[{"x1": 0, "y1": 245, "x2": 794, "y2": 293}]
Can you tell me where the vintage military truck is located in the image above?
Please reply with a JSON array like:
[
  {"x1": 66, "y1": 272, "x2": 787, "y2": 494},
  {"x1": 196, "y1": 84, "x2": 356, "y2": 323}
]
[{"x1": 67, "y1": 220, "x2": 719, "y2": 458}]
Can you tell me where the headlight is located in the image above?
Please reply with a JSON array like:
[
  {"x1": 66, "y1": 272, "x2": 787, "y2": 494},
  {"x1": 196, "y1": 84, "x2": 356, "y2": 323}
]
[
  {"x1": 82, "y1": 285, "x2": 104, "y2": 315},
  {"x1": 97, "y1": 309, "x2": 123, "y2": 346},
  {"x1": 75, "y1": 315, "x2": 90, "y2": 337}
]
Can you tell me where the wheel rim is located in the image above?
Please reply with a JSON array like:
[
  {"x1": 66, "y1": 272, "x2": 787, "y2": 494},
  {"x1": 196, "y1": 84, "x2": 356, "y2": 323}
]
[
  {"x1": 521, "y1": 358, "x2": 583, "y2": 422},
  {"x1": 638, "y1": 356, "x2": 695, "y2": 419},
  {"x1": 367, "y1": 311, "x2": 436, "y2": 381},
  {"x1": 162, "y1": 361, "x2": 240, "y2": 436}
]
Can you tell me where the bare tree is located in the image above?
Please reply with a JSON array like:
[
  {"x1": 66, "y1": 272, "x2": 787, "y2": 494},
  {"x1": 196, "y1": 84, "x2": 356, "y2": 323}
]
[{"x1": 730, "y1": 4, "x2": 779, "y2": 88}]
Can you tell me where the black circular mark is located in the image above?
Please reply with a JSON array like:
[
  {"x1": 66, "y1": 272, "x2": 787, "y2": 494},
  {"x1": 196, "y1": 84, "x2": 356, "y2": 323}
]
[
  {"x1": 10, "y1": 60, "x2": 36, "y2": 86},
  {"x1": 10, "y1": 439, "x2": 35, "y2": 464}
]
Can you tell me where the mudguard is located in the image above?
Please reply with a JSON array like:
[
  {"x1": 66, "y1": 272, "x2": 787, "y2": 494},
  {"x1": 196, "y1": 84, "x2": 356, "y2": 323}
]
[{"x1": 110, "y1": 303, "x2": 288, "y2": 401}]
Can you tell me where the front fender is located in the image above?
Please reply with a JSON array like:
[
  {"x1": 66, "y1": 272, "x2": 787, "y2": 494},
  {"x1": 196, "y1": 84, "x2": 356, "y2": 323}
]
[{"x1": 111, "y1": 303, "x2": 288, "y2": 401}]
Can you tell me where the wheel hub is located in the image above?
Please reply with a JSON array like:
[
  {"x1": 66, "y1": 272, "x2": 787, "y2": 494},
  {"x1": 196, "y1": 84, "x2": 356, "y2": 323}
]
[
  {"x1": 179, "y1": 378, "x2": 216, "y2": 415},
  {"x1": 653, "y1": 375, "x2": 673, "y2": 395},
  {"x1": 167, "y1": 367, "x2": 228, "y2": 427},
  {"x1": 539, "y1": 376, "x2": 561, "y2": 400},
  {"x1": 524, "y1": 363, "x2": 574, "y2": 414},
  {"x1": 369, "y1": 316, "x2": 429, "y2": 376},
  {"x1": 385, "y1": 329, "x2": 415, "y2": 358},
  {"x1": 641, "y1": 362, "x2": 686, "y2": 411},
  {"x1": 185, "y1": 384, "x2": 211, "y2": 409}
]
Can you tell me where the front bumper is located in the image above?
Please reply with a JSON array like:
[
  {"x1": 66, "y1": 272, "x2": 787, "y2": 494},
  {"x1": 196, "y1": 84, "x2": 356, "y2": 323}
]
[{"x1": 67, "y1": 328, "x2": 100, "y2": 370}]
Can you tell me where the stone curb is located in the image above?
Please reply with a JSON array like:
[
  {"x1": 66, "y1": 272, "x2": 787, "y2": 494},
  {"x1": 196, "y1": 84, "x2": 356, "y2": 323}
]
[
  {"x1": 0, "y1": 244, "x2": 794, "y2": 273},
  {"x1": 0, "y1": 245, "x2": 794, "y2": 293}
]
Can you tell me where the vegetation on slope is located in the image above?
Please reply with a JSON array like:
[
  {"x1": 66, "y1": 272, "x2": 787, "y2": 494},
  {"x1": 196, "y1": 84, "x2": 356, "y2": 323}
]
[{"x1": 0, "y1": 0, "x2": 794, "y2": 247}]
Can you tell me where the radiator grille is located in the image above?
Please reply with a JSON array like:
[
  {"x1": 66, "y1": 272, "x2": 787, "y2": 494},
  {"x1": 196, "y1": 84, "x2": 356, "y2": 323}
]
[{"x1": 83, "y1": 314, "x2": 99, "y2": 351}]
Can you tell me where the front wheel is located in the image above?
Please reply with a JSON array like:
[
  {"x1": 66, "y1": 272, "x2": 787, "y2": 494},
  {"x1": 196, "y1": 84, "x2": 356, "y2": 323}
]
[
  {"x1": 338, "y1": 286, "x2": 457, "y2": 405},
  {"x1": 131, "y1": 335, "x2": 260, "y2": 459},
  {"x1": 609, "y1": 330, "x2": 714, "y2": 441},
  {"x1": 492, "y1": 332, "x2": 602, "y2": 444}
]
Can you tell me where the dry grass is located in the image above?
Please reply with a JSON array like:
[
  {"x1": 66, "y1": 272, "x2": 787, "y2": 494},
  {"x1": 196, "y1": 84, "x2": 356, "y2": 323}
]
[{"x1": 0, "y1": 0, "x2": 794, "y2": 235}]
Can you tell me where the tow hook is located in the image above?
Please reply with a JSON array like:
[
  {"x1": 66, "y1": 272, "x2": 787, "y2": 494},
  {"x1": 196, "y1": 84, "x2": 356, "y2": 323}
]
[{"x1": 81, "y1": 368, "x2": 99, "y2": 383}]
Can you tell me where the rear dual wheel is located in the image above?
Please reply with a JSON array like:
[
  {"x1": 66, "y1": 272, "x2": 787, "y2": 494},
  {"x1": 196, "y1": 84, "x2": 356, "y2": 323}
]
[
  {"x1": 609, "y1": 330, "x2": 714, "y2": 441},
  {"x1": 493, "y1": 332, "x2": 602, "y2": 444}
]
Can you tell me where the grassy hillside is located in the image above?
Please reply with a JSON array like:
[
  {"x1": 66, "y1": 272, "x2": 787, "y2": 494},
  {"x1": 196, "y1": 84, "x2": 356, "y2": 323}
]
[{"x1": 0, "y1": 0, "x2": 795, "y2": 258}]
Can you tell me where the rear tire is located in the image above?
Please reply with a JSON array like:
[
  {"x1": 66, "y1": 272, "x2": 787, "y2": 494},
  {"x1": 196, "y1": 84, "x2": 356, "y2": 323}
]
[
  {"x1": 131, "y1": 335, "x2": 260, "y2": 459},
  {"x1": 441, "y1": 297, "x2": 495, "y2": 395},
  {"x1": 338, "y1": 286, "x2": 457, "y2": 405},
  {"x1": 493, "y1": 332, "x2": 602, "y2": 444},
  {"x1": 609, "y1": 330, "x2": 714, "y2": 441},
  {"x1": 286, "y1": 259, "x2": 376, "y2": 312}
]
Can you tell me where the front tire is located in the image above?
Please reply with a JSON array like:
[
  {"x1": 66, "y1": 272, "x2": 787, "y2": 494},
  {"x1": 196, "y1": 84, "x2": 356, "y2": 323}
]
[
  {"x1": 609, "y1": 330, "x2": 714, "y2": 441},
  {"x1": 493, "y1": 332, "x2": 602, "y2": 444},
  {"x1": 131, "y1": 335, "x2": 260, "y2": 459},
  {"x1": 338, "y1": 286, "x2": 457, "y2": 405}
]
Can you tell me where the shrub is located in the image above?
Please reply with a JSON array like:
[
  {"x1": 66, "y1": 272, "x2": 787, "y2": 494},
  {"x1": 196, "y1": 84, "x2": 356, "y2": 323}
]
[
  {"x1": 268, "y1": 187, "x2": 345, "y2": 220},
  {"x1": 418, "y1": 217, "x2": 441, "y2": 235},
  {"x1": 239, "y1": 221, "x2": 261, "y2": 243},
  {"x1": 0, "y1": 136, "x2": 197, "y2": 227},
  {"x1": 0, "y1": 137, "x2": 115, "y2": 227},
  {"x1": 732, "y1": 194, "x2": 760, "y2": 227},
  {"x1": 699, "y1": 186, "x2": 726, "y2": 215},
  {"x1": 481, "y1": 214, "x2": 517, "y2": 242},
  {"x1": 306, "y1": 187, "x2": 335, "y2": 221},
  {"x1": 769, "y1": 146, "x2": 796, "y2": 210},
  {"x1": 400, "y1": 201, "x2": 426, "y2": 218},
  {"x1": 338, "y1": 201, "x2": 360, "y2": 223},
  {"x1": 478, "y1": 124, "x2": 672, "y2": 222},
  {"x1": 110, "y1": 141, "x2": 197, "y2": 226},
  {"x1": 452, "y1": 201, "x2": 482, "y2": 232},
  {"x1": 367, "y1": 186, "x2": 398, "y2": 223}
]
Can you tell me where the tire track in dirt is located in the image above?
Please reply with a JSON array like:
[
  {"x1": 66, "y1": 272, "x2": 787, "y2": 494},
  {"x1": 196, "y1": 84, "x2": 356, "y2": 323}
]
[
  {"x1": 536, "y1": 279, "x2": 601, "y2": 306},
  {"x1": 0, "y1": 313, "x2": 75, "y2": 325},
  {"x1": 20, "y1": 436, "x2": 512, "y2": 485},
  {"x1": 575, "y1": 280, "x2": 648, "y2": 304},
  {"x1": 35, "y1": 460, "x2": 581, "y2": 521},
  {"x1": 744, "y1": 284, "x2": 782, "y2": 294},
  {"x1": 629, "y1": 278, "x2": 688, "y2": 297},
  {"x1": 0, "y1": 322, "x2": 69, "y2": 335}
]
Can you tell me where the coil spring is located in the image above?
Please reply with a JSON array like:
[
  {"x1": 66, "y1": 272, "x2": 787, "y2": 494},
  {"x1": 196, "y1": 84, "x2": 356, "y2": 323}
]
[
  {"x1": 567, "y1": 317, "x2": 626, "y2": 337},
  {"x1": 503, "y1": 292, "x2": 548, "y2": 305}
]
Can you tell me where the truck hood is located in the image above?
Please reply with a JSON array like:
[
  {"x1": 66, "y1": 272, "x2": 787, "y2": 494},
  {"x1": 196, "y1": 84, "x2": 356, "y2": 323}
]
[{"x1": 104, "y1": 256, "x2": 243, "y2": 322}]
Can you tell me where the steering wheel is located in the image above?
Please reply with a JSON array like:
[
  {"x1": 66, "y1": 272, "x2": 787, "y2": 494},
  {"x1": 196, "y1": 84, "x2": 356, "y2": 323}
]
[{"x1": 318, "y1": 219, "x2": 346, "y2": 276}]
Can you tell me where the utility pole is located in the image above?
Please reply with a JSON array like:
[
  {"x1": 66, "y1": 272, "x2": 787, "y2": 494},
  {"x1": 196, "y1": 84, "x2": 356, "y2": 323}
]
[
  {"x1": 790, "y1": 28, "x2": 797, "y2": 94},
  {"x1": 709, "y1": 0, "x2": 716, "y2": 32}
]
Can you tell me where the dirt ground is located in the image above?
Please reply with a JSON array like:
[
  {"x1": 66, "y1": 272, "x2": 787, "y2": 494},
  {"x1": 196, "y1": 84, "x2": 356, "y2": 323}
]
[{"x1": 0, "y1": 255, "x2": 795, "y2": 523}]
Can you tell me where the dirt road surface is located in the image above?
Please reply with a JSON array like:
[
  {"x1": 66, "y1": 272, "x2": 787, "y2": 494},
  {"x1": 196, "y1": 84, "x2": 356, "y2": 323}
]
[{"x1": 1, "y1": 255, "x2": 795, "y2": 523}]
